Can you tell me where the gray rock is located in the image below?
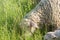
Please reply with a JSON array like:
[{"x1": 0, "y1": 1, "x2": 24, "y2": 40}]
[{"x1": 44, "y1": 30, "x2": 60, "y2": 40}]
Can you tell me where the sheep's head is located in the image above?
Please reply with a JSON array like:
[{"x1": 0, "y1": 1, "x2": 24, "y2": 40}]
[{"x1": 20, "y1": 18, "x2": 38, "y2": 37}]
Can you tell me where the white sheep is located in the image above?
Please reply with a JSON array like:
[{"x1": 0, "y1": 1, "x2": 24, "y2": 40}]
[
  {"x1": 20, "y1": 0, "x2": 60, "y2": 37},
  {"x1": 44, "y1": 30, "x2": 60, "y2": 40}
]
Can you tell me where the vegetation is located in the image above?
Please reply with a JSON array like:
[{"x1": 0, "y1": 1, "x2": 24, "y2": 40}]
[{"x1": 0, "y1": 0, "x2": 46, "y2": 40}]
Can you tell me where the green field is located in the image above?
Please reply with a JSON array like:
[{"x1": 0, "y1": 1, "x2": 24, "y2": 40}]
[{"x1": 0, "y1": 0, "x2": 47, "y2": 40}]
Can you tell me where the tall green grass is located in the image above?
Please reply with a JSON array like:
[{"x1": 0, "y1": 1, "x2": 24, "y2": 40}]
[{"x1": 0, "y1": 0, "x2": 46, "y2": 40}]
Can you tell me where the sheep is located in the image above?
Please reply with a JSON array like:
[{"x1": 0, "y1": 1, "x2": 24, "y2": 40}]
[{"x1": 20, "y1": 0, "x2": 60, "y2": 36}]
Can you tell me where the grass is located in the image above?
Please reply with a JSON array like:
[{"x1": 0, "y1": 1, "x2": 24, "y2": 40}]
[{"x1": 0, "y1": 0, "x2": 47, "y2": 40}]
